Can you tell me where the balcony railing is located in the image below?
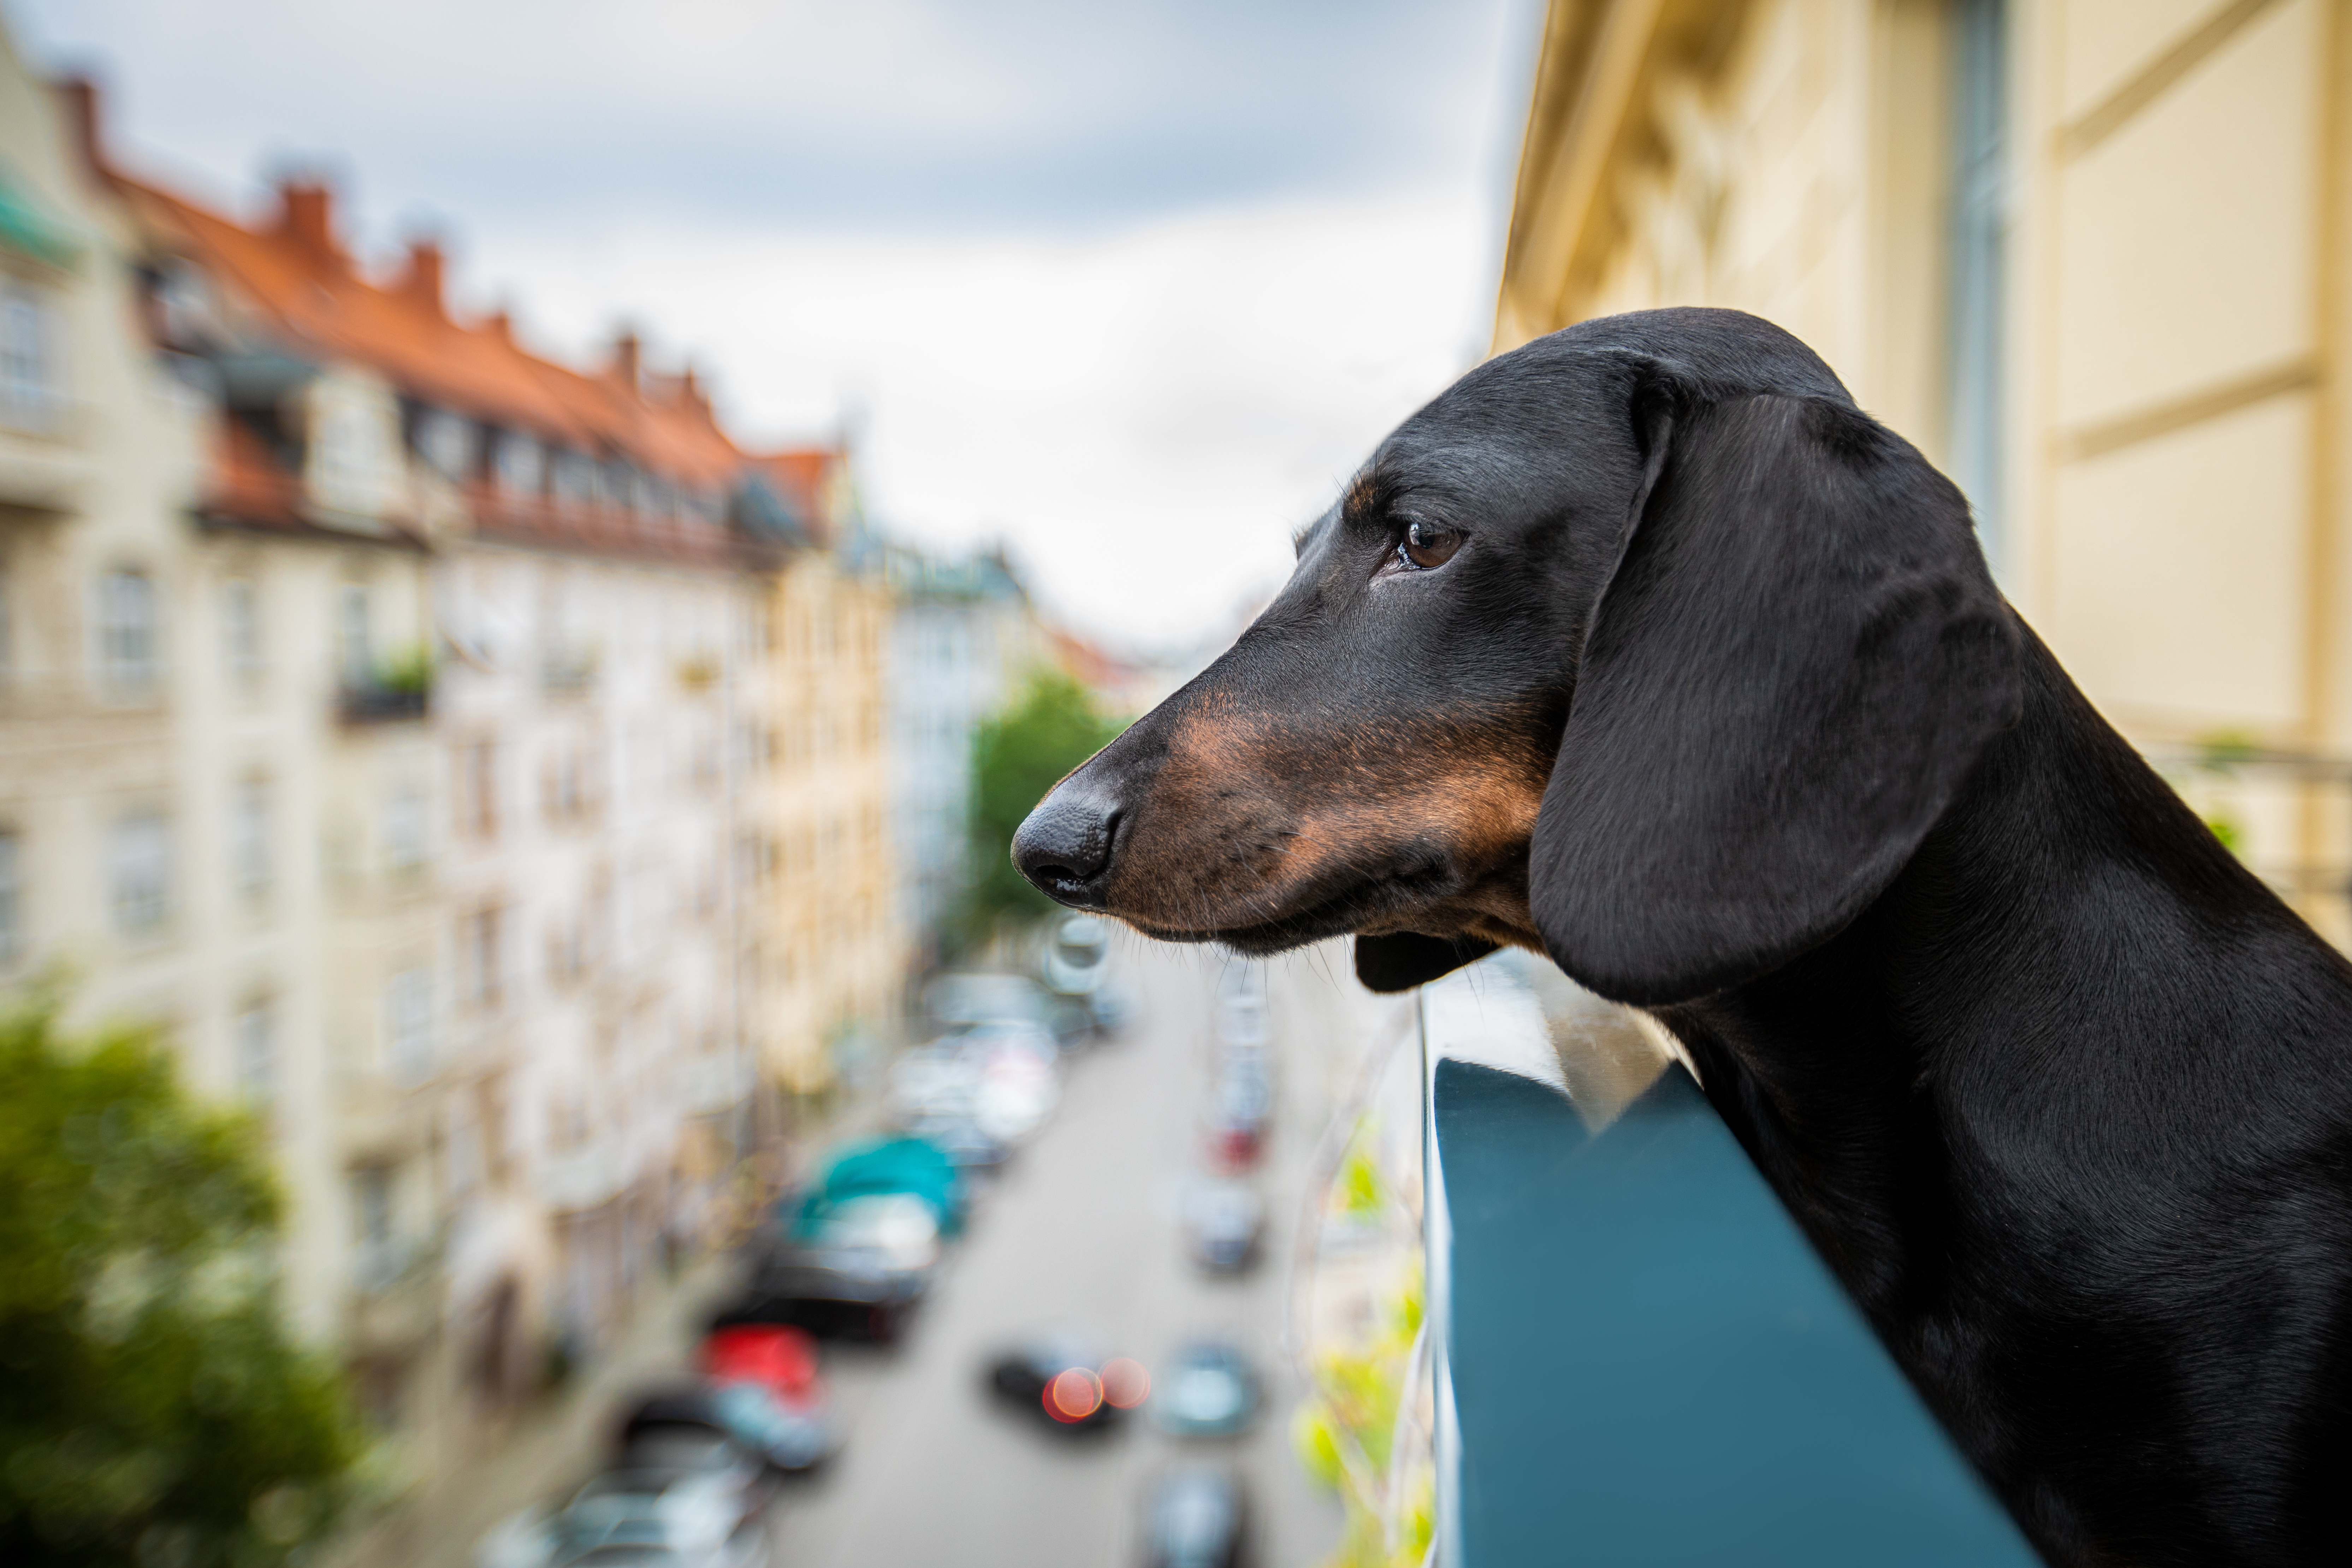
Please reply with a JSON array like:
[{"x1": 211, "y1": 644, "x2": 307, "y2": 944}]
[
  {"x1": 337, "y1": 681, "x2": 429, "y2": 724},
  {"x1": 1418, "y1": 952, "x2": 2039, "y2": 1565},
  {"x1": 539, "y1": 1135, "x2": 630, "y2": 1214}
]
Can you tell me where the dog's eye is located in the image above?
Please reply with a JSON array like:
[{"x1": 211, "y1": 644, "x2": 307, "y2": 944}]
[{"x1": 1398, "y1": 520, "x2": 1462, "y2": 571}]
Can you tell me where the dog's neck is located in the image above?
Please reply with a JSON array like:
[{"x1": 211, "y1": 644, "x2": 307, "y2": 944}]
[{"x1": 1647, "y1": 630, "x2": 2327, "y2": 1315}]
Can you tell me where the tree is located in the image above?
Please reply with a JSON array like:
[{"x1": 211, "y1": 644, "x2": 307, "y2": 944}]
[
  {"x1": 962, "y1": 668, "x2": 1125, "y2": 943},
  {"x1": 0, "y1": 998, "x2": 360, "y2": 1567}
]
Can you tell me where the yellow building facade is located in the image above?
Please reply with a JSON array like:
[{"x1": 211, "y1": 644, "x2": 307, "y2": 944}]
[
  {"x1": 1498, "y1": 0, "x2": 2352, "y2": 935},
  {"x1": 751, "y1": 457, "x2": 901, "y2": 1097}
]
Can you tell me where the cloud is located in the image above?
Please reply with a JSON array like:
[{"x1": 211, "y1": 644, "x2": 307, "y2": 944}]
[
  {"x1": 486, "y1": 192, "x2": 1496, "y2": 647},
  {"x1": 6, "y1": 0, "x2": 1531, "y2": 647},
  {"x1": 12, "y1": 0, "x2": 1516, "y2": 232}
]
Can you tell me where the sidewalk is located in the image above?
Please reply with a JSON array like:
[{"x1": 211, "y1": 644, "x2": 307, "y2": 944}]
[
  {"x1": 336, "y1": 1074, "x2": 901, "y2": 1568},
  {"x1": 336, "y1": 1247, "x2": 739, "y2": 1568}
]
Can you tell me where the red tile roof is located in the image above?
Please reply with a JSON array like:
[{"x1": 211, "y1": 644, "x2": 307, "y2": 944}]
[
  {"x1": 102, "y1": 154, "x2": 762, "y2": 564},
  {"x1": 747, "y1": 446, "x2": 851, "y2": 546}
]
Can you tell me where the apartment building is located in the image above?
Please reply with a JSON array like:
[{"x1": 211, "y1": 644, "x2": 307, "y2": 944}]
[
  {"x1": 51, "y1": 95, "x2": 815, "y2": 1502},
  {"x1": 869, "y1": 540, "x2": 1042, "y2": 966},
  {"x1": 0, "y1": 32, "x2": 429, "y2": 1381},
  {"x1": 1495, "y1": 0, "x2": 2352, "y2": 937},
  {"x1": 747, "y1": 448, "x2": 902, "y2": 1095}
]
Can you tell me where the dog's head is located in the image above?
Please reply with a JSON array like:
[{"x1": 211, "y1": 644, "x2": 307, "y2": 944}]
[{"x1": 1012, "y1": 308, "x2": 2019, "y2": 1005}]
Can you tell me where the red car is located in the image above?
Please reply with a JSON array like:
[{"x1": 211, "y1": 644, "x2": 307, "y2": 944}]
[{"x1": 701, "y1": 1324, "x2": 824, "y2": 1415}]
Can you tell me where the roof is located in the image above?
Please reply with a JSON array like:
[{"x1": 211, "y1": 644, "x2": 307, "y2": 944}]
[
  {"x1": 100, "y1": 159, "x2": 763, "y2": 565},
  {"x1": 746, "y1": 447, "x2": 851, "y2": 547}
]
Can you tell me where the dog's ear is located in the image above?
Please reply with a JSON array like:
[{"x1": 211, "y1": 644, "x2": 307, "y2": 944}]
[
  {"x1": 1354, "y1": 933, "x2": 1499, "y2": 994},
  {"x1": 1530, "y1": 383, "x2": 2019, "y2": 1006}
]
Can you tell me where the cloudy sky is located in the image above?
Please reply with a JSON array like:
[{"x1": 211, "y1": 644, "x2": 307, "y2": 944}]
[{"x1": 8, "y1": 0, "x2": 1532, "y2": 649}]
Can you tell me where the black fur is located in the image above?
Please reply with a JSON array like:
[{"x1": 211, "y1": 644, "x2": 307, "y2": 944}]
[{"x1": 1014, "y1": 307, "x2": 2352, "y2": 1565}]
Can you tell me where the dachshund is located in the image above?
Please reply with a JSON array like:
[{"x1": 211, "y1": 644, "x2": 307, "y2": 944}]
[{"x1": 1011, "y1": 308, "x2": 2352, "y2": 1567}]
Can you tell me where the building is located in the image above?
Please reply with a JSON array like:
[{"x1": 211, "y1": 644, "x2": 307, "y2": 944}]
[
  {"x1": 868, "y1": 540, "x2": 1042, "y2": 966},
  {"x1": 38, "y1": 86, "x2": 878, "y2": 1515},
  {"x1": 0, "y1": 30, "x2": 417, "y2": 1387},
  {"x1": 1495, "y1": 0, "x2": 2352, "y2": 938},
  {"x1": 745, "y1": 446, "x2": 902, "y2": 1095}
]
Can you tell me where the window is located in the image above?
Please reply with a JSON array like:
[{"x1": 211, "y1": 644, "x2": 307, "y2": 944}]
[
  {"x1": 458, "y1": 741, "x2": 499, "y2": 840},
  {"x1": 417, "y1": 407, "x2": 477, "y2": 481},
  {"x1": 1947, "y1": 0, "x2": 2009, "y2": 569},
  {"x1": 0, "y1": 829, "x2": 21, "y2": 963},
  {"x1": 221, "y1": 577, "x2": 262, "y2": 685},
  {"x1": 495, "y1": 430, "x2": 544, "y2": 497},
  {"x1": 0, "y1": 282, "x2": 60, "y2": 431},
  {"x1": 108, "y1": 810, "x2": 169, "y2": 934},
  {"x1": 96, "y1": 569, "x2": 159, "y2": 693},
  {"x1": 384, "y1": 782, "x2": 428, "y2": 873},
  {"x1": 351, "y1": 1166, "x2": 398, "y2": 1288},
  {"x1": 232, "y1": 997, "x2": 276, "y2": 1105},
  {"x1": 463, "y1": 905, "x2": 503, "y2": 1009},
  {"x1": 337, "y1": 582, "x2": 372, "y2": 689},
  {"x1": 231, "y1": 777, "x2": 271, "y2": 898},
  {"x1": 386, "y1": 967, "x2": 432, "y2": 1081},
  {"x1": 552, "y1": 449, "x2": 596, "y2": 512}
]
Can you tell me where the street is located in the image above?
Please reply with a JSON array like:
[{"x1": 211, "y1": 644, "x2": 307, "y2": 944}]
[{"x1": 755, "y1": 935, "x2": 1390, "y2": 1567}]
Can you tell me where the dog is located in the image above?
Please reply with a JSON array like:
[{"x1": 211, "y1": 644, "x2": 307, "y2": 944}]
[{"x1": 1010, "y1": 308, "x2": 2352, "y2": 1567}]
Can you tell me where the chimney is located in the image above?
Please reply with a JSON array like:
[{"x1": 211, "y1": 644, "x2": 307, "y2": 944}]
[
  {"x1": 484, "y1": 307, "x2": 513, "y2": 344},
  {"x1": 278, "y1": 177, "x2": 340, "y2": 266},
  {"x1": 681, "y1": 361, "x2": 710, "y2": 416},
  {"x1": 400, "y1": 237, "x2": 446, "y2": 318},
  {"x1": 612, "y1": 329, "x2": 642, "y2": 394},
  {"x1": 54, "y1": 77, "x2": 105, "y2": 182}
]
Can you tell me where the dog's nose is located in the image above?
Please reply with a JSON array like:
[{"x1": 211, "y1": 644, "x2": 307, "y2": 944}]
[{"x1": 1012, "y1": 788, "x2": 1120, "y2": 909}]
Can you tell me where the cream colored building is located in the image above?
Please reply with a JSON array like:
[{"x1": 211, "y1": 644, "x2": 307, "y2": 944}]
[
  {"x1": 76, "y1": 88, "x2": 790, "y2": 1512},
  {"x1": 750, "y1": 451, "x2": 902, "y2": 1096},
  {"x1": 0, "y1": 26, "x2": 448, "y2": 1386},
  {"x1": 1497, "y1": 0, "x2": 2352, "y2": 935}
]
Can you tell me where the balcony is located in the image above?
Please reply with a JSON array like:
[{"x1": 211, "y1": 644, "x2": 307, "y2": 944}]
[
  {"x1": 540, "y1": 649, "x2": 599, "y2": 697},
  {"x1": 348, "y1": 1236, "x2": 444, "y2": 1354},
  {"x1": 676, "y1": 1052, "x2": 752, "y2": 1116},
  {"x1": 1418, "y1": 953, "x2": 2039, "y2": 1565},
  {"x1": 539, "y1": 1134, "x2": 630, "y2": 1214},
  {"x1": 338, "y1": 681, "x2": 429, "y2": 724}
]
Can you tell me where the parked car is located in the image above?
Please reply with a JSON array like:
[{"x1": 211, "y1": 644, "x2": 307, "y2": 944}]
[
  {"x1": 1151, "y1": 1340, "x2": 1261, "y2": 1439},
  {"x1": 475, "y1": 1460, "x2": 766, "y2": 1568},
  {"x1": 1042, "y1": 913, "x2": 1109, "y2": 996},
  {"x1": 1140, "y1": 1465, "x2": 1250, "y2": 1568},
  {"x1": 718, "y1": 1245, "x2": 931, "y2": 1343},
  {"x1": 1181, "y1": 1180, "x2": 1266, "y2": 1274},
  {"x1": 619, "y1": 1380, "x2": 835, "y2": 1472},
  {"x1": 928, "y1": 970, "x2": 1089, "y2": 1052},
  {"x1": 789, "y1": 1134, "x2": 968, "y2": 1238},
  {"x1": 702, "y1": 1323, "x2": 825, "y2": 1416},
  {"x1": 985, "y1": 1333, "x2": 1151, "y2": 1430},
  {"x1": 1204, "y1": 1061, "x2": 1273, "y2": 1170}
]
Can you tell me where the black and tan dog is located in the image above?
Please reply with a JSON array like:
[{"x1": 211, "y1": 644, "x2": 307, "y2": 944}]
[{"x1": 1012, "y1": 308, "x2": 2352, "y2": 1567}]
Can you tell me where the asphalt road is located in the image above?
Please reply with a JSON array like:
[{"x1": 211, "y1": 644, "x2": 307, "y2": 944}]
[{"x1": 759, "y1": 937, "x2": 1359, "y2": 1567}]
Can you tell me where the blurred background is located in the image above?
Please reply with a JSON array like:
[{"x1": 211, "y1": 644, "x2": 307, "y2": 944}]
[{"x1": 0, "y1": 0, "x2": 2338, "y2": 1565}]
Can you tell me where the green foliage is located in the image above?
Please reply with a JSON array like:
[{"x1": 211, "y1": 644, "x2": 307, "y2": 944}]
[
  {"x1": 2205, "y1": 811, "x2": 2246, "y2": 855},
  {"x1": 2194, "y1": 728, "x2": 2263, "y2": 771},
  {"x1": 374, "y1": 643, "x2": 434, "y2": 697},
  {"x1": 1337, "y1": 1145, "x2": 1385, "y2": 1218},
  {"x1": 959, "y1": 668, "x2": 1124, "y2": 945},
  {"x1": 1293, "y1": 1261, "x2": 1430, "y2": 1568},
  {"x1": 0, "y1": 999, "x2": 360, "y2": 1568}
]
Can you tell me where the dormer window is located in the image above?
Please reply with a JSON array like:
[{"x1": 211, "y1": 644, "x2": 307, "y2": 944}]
[
  {"x1": 495, "y1": 430, "x2": 544, "y2": 497},
  {"x1": 417, "y1": 407, "x2": 477, "y2": 481},
  {"x1": 552, "y1": 449, "x2": 596, "y2": 512}
]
